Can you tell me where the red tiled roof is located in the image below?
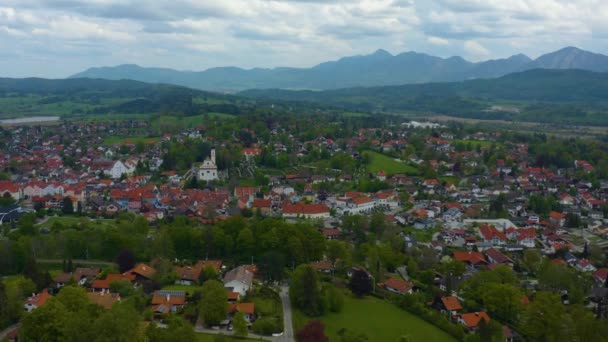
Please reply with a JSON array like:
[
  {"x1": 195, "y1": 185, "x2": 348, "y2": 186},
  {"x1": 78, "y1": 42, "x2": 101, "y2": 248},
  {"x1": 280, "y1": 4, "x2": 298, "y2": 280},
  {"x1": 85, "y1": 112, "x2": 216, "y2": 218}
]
[
  {"x1": 441, "y1": 296, "x2": 462, "y2": 311},
  {"x1": 26, "y1": 289, "x2": 52, "y2": 308},
  {"x1": 459, "y1": 312, "x2": 490, "y2": 328},
  {"x1": 453, "y1": 251, "x2": 487, "y2": 265},
  {"x1": 126, "y1": 263, "x2": 156, "y2": 279},
  {"x1": 92, "y1": 273, "x2": 135, "y2": 289},
  {"x1": 227, "y1": 302, "x2": 255, "y2": 315},
  {"x1": 282, "y1": 203, "x2": 329, "y2": 215},
  {"x1": 383, "y1": 278, "x2": 414, "y2": 293}
]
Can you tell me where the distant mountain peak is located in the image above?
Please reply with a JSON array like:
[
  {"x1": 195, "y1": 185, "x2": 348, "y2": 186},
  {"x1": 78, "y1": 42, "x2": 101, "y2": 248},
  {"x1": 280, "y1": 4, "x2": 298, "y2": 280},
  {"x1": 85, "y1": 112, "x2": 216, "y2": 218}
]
[
  {"x1": 69, "y1": 47, "x2": 608, "y2": 91},
  {"x1": 371, "y1": 49, "x2": 392, "y2": 57}
]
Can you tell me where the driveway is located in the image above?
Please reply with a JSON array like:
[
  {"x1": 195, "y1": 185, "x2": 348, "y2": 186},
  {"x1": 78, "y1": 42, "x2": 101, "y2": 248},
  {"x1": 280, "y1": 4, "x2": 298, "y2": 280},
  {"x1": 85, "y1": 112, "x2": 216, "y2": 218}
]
[{"x1": 279, "y1": 286, "x2": 295, "y2": 342}]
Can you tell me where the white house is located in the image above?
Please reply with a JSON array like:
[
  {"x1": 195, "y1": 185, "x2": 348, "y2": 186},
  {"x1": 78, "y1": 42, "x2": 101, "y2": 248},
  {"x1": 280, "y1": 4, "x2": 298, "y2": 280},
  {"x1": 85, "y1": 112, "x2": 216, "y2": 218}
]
[
  {"x1": 223, "y1": 265, "x2": 254, "y2": 296},
  {"x1": 106, "y1": 160, "x2": 136, "y2": 179}
]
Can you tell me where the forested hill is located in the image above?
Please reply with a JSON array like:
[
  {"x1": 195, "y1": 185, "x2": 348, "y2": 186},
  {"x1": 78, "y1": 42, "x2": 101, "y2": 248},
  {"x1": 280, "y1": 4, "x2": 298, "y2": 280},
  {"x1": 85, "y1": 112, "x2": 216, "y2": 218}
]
[
  {"x1": 0, "y1": 77, "x2": 248, "y2": 117},
  {"x1": 240, "y1": 69, "x2": 608, "y2": 124}
]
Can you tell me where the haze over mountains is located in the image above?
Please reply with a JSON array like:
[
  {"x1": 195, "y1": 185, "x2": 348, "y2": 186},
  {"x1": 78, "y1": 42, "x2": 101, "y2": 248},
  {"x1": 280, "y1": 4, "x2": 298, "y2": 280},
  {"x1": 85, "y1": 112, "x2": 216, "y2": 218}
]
[{"x1": 70, "y1": 47, "x2": 608, "y2": 92}]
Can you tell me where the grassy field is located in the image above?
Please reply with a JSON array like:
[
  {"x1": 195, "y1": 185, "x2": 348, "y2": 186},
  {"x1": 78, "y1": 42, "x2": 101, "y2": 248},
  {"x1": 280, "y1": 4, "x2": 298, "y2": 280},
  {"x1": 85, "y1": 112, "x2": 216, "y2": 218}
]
[
  {"x1": 295, "y1": 295, "x2": 455, "y2": 342},
  {"x1": 364, "y1": 150, "x2": 420, "y2": 176},
  {"x1": 36, "y1": 216, "x2": 117, "y2": 230}
]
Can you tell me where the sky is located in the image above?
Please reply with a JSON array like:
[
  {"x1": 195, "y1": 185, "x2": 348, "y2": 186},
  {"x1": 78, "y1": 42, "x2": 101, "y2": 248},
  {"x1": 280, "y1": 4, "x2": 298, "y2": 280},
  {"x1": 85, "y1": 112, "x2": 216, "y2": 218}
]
[{"x1": 1, "y1": 0, "x2": 607, "y2": 78}]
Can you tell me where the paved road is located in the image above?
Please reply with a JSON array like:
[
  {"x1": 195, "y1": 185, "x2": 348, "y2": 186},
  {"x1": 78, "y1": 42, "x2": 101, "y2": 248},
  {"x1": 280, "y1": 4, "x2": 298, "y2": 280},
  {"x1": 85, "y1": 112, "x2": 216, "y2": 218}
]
[{"x1": 279, "y1": 286, "x2": 294, "y2": 342}]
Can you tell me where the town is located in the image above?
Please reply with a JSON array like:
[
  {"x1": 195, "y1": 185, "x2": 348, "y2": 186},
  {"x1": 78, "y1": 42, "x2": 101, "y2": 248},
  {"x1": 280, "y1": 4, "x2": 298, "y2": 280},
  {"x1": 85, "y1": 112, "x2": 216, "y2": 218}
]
[{"x1": 1, "y1": 111, "x2": 608, "y2": 342}]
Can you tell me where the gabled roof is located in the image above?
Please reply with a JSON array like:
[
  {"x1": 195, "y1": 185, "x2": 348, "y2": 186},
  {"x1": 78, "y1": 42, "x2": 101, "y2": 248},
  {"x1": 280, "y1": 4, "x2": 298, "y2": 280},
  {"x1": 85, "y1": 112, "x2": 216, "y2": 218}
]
[
  {"x1": 485, "y1": 248, "x2": 513, "y2": 264},
  {"x1": 223, "y1": 265, "x2": 254, "y2": 287},
  {"x1": 383, "y1": 278, "x2": 414, "y2": 293},
  {"x1": 282, "y1": 203, "x2": 329, "y2": 215},
  {"x1": 441, "y1": 296, "x2": 463, "y2": 311},
  {"x1": 151, "y1": 291, "x2": 186, "y2": 306},
  {"x1": 126, "y1": 263, "x2": 156, "y2": 280},
  {"x1": 453, "y1": 251, "x2": 487, "y2": 265},
  {"x1": 227, "y1": 302, "x2": 255, "y2": 315},
  {"x1": 458, "y1": 312, "x2": 490, "y2": 328},
  {"x1": 25, "y1": 289, "x2": 52, "y2": 308},
  {"x1": 479, "y1": 225, "x2": 506, "y2": 241},
  {"x1": 92, "y1": 273, "x2": 135, "y2": 289}
]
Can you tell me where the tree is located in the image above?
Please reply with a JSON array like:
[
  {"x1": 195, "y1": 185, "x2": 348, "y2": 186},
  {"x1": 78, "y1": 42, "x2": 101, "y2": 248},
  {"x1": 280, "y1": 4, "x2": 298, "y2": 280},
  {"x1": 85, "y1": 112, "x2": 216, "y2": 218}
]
[
  {"x1": 233, "y1": 311, "x2": 248, "y2": 337},
  {"x1": 522, "y1": 249, "x2": 542, "y2": 274},
  {"x1": 92, "y1": 302, "x2": 143, "y2": 342},
  {"x1": 324, "y1": 285, "x2": 344, "y2": 313},
  {"x1": 290, "y1": 264, "x2": 323, "y2": 316},
  {"x1": 198, "y1": 265, "x2": 219, "y2": 284},
  {"x1": 20, "y1": 298, "x2": 70, "y2": 341},
  {"x1": 62, "y1": 196, "x2": 74, "y2": 214},
  {"x1": 296, "y1": 320, "x2": 328, "y2": 342},
  {"x1": 55, "y1": 286, "x2": 89, "y2": 312},
  {"x1": 520, "y1": 292, "x2": 567, "y2": 341},
  {"x1": 146, "y1": 316, "x2": 196, "y2": 342},
  {"x1": 349, "y1": 269, "x2": 372, "y2": 297},
  {"x1": 115, "y1": 249, "x2": 136, "y2": 273},
  {"x1": 199, "y1": 280, "x2": 227, "y2": 326}
]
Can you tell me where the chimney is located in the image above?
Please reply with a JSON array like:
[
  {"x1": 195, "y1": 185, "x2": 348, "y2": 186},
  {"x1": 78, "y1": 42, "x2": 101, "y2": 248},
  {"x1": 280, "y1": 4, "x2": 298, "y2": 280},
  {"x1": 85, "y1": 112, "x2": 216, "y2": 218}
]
[{"x1": 166, "y1": 294, "x2": 170, "y2": 302}]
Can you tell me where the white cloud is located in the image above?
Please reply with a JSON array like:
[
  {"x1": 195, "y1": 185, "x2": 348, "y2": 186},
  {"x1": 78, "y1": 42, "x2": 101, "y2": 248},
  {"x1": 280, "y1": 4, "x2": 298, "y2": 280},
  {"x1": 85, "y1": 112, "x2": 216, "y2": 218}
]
[
  {"x1": 464, "y1": 40, "x2": 490, "y2": 57},
  {"x1": 427, "y1": 36, "x2": 449, "y2": 45},
  {"x1": 0, "y1": 0, "x2": 608, "y2": 77}
]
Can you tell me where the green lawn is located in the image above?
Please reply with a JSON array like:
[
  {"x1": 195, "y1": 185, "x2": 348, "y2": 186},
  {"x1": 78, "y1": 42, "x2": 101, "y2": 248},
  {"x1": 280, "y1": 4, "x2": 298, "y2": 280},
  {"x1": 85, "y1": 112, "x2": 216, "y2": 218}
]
[
  {"x1": 37, "y1": 216, "x2": 117, "y2": 230},
  {"x1": 295, "y1": 295, "x2": 455, "y2": 342},
  {"x1": 364, "y1": 150, "x2": 420, "y2": 176}
]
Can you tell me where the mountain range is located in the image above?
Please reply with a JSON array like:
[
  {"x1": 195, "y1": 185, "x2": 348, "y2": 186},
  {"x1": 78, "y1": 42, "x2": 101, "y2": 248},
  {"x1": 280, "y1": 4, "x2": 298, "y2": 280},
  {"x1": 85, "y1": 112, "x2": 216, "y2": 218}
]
[{"x1": 70, "y1": 47, "x2": 608, "y2": 91}]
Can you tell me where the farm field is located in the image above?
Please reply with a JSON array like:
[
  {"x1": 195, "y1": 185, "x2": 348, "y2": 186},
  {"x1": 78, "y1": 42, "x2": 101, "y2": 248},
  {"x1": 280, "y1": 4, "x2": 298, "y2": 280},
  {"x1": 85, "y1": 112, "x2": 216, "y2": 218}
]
[{"x1": 363, "y1": 150, "x2": 419, "y2": 176}]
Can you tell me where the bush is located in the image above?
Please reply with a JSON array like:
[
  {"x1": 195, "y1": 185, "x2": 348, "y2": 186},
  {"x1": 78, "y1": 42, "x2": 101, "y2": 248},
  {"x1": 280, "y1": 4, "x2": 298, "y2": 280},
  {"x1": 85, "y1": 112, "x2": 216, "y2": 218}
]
[
  {"x1": 325, "y1": 286, "x2": 344, "y2": 313},
  {"x1": 252, "y1": 317, "x2": 282, "y2": 335}
]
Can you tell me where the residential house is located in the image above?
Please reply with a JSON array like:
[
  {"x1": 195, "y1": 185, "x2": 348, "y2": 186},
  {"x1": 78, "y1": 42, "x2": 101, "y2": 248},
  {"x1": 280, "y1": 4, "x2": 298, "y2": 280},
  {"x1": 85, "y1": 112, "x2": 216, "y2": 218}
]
[
  {"x1": 439, "y1": 296, "x2": 463, "y2": 317},
  {"x1": 479, "y1": 225, "x2": 507, "y2": 246},
  {"x1": 223, "y1": 265, "x2": 254, "y2": 296},
  {"x1": 54, "y1": 267, "x2": 100, "y2": 288},
  {"x1": 227, "y1": 303, "x2": 256, "y2": 323},
  {"x1": 91, "y1": 273, "x2": 135, "y2": 292},
  {"x1": 453, "y1": 251, "x2": 487, "y2": 269},
  {"x1": 151, "y1": 291, "x2": 186, "y2": 315},
  {"x1": 282, "y1": 203, "x2": 330, "y2": 219},
  {"x1": 24, "y1": 289, "x2": 52, "y2": 312},
  {"x1": 456, "y1": 312, "x2": 491, "y2": 331},
  {"x1": 383, "y1": 278, "x2": 414, "y2": 295},
  {"x1": 576, "y1": 259, "x2": 597, "y2": 272},
  {"x1": 125, "y1": 263, "x2": 156, "y2": 282},
  {"x1": 484, "y1": 248, "x2": 514, "y2": 267}
]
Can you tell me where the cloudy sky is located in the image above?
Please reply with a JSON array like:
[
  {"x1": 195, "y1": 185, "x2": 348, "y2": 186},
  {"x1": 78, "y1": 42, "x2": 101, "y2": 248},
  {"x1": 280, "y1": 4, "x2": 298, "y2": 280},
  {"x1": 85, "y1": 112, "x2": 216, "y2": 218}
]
[{"x1": 1, "y1": 0, "x2": 606, "y2": 78}]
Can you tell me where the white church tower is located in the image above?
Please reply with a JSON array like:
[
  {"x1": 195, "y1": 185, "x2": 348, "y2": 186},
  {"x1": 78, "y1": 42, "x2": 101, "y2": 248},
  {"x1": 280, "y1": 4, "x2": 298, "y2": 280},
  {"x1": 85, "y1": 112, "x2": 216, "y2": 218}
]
[{"x1": 197, "y1": 149, "x2": 219, "y2": 181}]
